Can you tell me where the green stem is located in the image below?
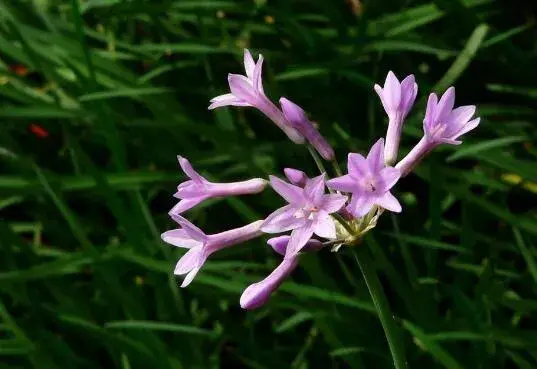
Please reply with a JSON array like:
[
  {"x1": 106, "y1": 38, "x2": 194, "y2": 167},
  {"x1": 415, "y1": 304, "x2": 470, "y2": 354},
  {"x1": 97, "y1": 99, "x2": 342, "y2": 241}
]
[
  {"x1": 332, "y1": 159, "x2": 343, "y2": 177},
  {"x1": 353, "y1": 247, "x2": 407, "y2": 369},
  {"x1": 307, "y1": 145, "x2": 328, "y2": 176}
]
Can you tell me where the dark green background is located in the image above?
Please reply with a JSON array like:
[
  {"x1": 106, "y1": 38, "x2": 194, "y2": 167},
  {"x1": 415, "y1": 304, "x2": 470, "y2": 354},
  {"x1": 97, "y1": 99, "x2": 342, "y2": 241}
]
[{"x1": 1, "y1": 0, "x2": 537, "y2": 368}]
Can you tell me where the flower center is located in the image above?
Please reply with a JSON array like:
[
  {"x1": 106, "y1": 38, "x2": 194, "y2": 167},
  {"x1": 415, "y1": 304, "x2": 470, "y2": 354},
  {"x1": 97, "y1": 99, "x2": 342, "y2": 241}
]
[
  {"x1": 363, "y1": 176, "x2": 378, "y2": 193},
  {"x1": 294, "y1": 205, "x2": 319, "y2": 220}
]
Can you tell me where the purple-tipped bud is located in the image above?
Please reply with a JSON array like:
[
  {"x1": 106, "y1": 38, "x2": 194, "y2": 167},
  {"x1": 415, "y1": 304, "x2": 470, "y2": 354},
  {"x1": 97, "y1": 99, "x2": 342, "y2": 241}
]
[
  {"x1": 396, "y1": 87, "x2": 480, "y2": 176},
  {"x1": 240, "y1": 256, "x2": 299, "y2": 310},
  {"x1": 284, "y1": 168, "x2": 308, "y2": 187},
  {"x1": 280, "y1": 97, "x2": 335, "y2": 161},
  {"x1": 170, "y1": 156, "x2": 267, "y2": 215},
  {"x1": 267, "y1": 235, "x2": 323, "y2": 256},
  {"x1": 161, "y1": 215, "x2": 263, "y2": 287},
  {"x1": 374, "y1": 72, "x2": 418, "y2": 165},
  {"x1": 209, "y1": 50, "x2": 304, "y2": 144}
]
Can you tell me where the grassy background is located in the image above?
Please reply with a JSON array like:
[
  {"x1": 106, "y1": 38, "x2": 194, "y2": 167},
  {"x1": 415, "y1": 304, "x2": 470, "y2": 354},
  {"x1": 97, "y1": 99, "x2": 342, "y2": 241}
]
[{"x1": 1, "y1": 0, "x2": 537, "y2": 368}]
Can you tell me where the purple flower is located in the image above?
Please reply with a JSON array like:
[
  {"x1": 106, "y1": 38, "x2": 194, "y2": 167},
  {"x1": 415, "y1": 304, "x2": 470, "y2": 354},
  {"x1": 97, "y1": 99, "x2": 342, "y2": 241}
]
[
  {"x1": 240, "y1": 256, "x2": 298, "y2": 310},
  {"x1": 284, "y1": 168, "x2": 308, "y2": 187},
  {"x1": 396, "y1": 87, "x2": 480, "y2": 176},
  {"x1": 326, "y1": 138, "x2": 401, "y2": 217},
  {"x1": 374, "y1": 72, "x2": 418, "y2": 165},
  {"x1": 170, "y1": 156, "x2": 267, "y2": 215},
  {"x1": 280, "y1": 97, "x2": 335, "y2": 160},
  {"x1": 208, "y1": 49, "x2": 304, "y2": 144},
  {"x1": 161, "y1": 215, "x2": 263, "y2": 287},
  {"x1": 260, "y1": 174, "x2": 347, "y2": 257}
]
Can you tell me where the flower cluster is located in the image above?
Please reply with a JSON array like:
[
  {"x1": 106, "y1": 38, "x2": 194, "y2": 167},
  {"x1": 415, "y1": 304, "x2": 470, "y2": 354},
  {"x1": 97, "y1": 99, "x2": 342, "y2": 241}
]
[{"x1": 161, "y1": 50, "x2": 480, "y2": 309}]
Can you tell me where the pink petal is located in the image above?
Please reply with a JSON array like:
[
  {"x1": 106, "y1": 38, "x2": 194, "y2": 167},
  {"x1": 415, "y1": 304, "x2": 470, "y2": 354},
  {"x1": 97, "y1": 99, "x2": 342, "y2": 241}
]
[
  {"x1": 383, "y1": 71, "x2": 402, "y2": 113},
  {"x1": 304, "y1": 174, "x2": 326, "y2": 205},
  {"x1": 168, "y1": 197, "x2": 207, "y2": 215},
  {"x1": 322, "y1": 194, "x2": 348, "y2": 213},
  {"x1": 367, "y1": 138, "x2": 385, "y2": 172},
  {"x1": 261, "y1": 204, "x2": 305, "y2": 233},
  {"x1": 379, "y1": 167, "x2": 401, "y2": 190},
  {"x1": 269, "y1": 175, "x2": 304, "y2": 204},
  {"x1": 285, "y1": 225, "x2": 315, "y2": 257},
  {"x1": 181, "y1": 266, "x2": 202, "y2": 288},
  {"x1": 435, "y1": 87, "x2": 455, "y2": 121},
  {"x1": 347, "y1": 194, "x2": 374, "y2": 218},
  {"x1": 171, "y1": 215, "x2": 207, "y2": 242},
  {"x1": 228, "y1": 74, "x2": 258, "y2": 103},
  {"x1": 374, "y1": 84, "x2": 389, "y2": 116},
  {"x1": 161, "y1": 229, "x2": 203, "y2": 248},
  {"x1": 423, "y1": 93, "x2": 438, "y2": 132},
  {"x1": 348, "y1": 153, "x2": 369, "y2": 178},
  {"x1": 243, "y1": 49, "x2": 255, "y2": 79},
  {"x1": 174, "y1": 247, "x2": 205, "y2": 275},
  {"x1": 208, "y1": 93, "x2": 251, "y2": 109},
  {"x1": 253, "y1": 54, "x2": 265, "y2": 94},
  {"x1": 376, "y1": 192, "x2": 402, "y2": 213},
  {"x1": 445, "y1": 105, "x2": 476, "y2": 137},
  {"x1": 177, "y1": 156, "x2": 205, "y2": 182},
  {"x1": 453, "y1": 117, "x2": 480, "y2": 139},
  {"x1": 448, "y1": 105, "x2": 476, "y2": 125},
  {"x1": 313, "y1": 212, "x2": 336, "y2": 239},
  {"x1": 326, "y1": 174, "x2": 356, "y2": 193},
  {"x1": 400, "y1": 74, "x2": 418, "y2": 114}
]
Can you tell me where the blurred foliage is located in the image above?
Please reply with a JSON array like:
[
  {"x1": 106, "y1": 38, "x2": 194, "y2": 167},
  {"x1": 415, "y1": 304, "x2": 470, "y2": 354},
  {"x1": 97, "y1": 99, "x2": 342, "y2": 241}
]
[{"x1": 1, "y1": 0, "x2": 537, "y2": 368}]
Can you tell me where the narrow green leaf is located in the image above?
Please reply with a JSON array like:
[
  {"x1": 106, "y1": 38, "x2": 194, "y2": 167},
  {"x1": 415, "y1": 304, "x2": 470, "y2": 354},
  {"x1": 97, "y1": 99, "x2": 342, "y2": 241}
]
[
  {"x1": 403, "y1": 320, "x2": 466, "y2": 369},
  {"x1": 513, "y1": 228, "x2": 537, "y2": 284},
  {"x1": 434, "y1": 24, "x2": 489, "y2": 91},
  {"x1": 105, "y1": 321, "x2": 217, "y2": 338},
  {"x1": 446, "y1": 136, "x2": 526, "y2": 162},
  {"x1": 78, "y1": 87, "x2": 173, "y2": 102},
  {"x1": 275, "y1": 312, "x2": 313, "y2": 333}
]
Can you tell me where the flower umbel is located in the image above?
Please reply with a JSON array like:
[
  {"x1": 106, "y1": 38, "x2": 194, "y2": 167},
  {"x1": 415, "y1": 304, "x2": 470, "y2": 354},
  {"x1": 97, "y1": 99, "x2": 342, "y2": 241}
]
[
  {"x1": 170, "y1": 156, "x2": 267, "y2": 215},
  {"x1": 161, "y1": 56, "x2": 481, "y2": 310},
  {"x1": 327, "y1": 138, "x2": 401, "y2": 217},
  {"x1": 261, "y1": 174, "x2": 347, "y2": 257}
]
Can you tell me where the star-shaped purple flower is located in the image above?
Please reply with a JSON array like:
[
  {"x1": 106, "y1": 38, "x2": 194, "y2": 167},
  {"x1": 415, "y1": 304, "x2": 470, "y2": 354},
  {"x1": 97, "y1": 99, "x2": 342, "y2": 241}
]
[
  {"x1": 208, "y1": 49, "x2": 304, "y2": 143},
  {"x1": 327, "y1": 138, "x2": 401, "y2": 217},
  {"x1": 260, "y1": 174, "x2": 347, "y2": 257},
  {"x1": 161, "y1": 215, "x2": 263, "y2": 287},
  {"x1": 170, "y1": 156, "x2": 267, "y2": 215},
  {"x1": 423, "y1": 87, "x2": 480, "y2": 145},
  {"x1": 396, "y1": 87, "x2": 480, "y2": 176}
]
